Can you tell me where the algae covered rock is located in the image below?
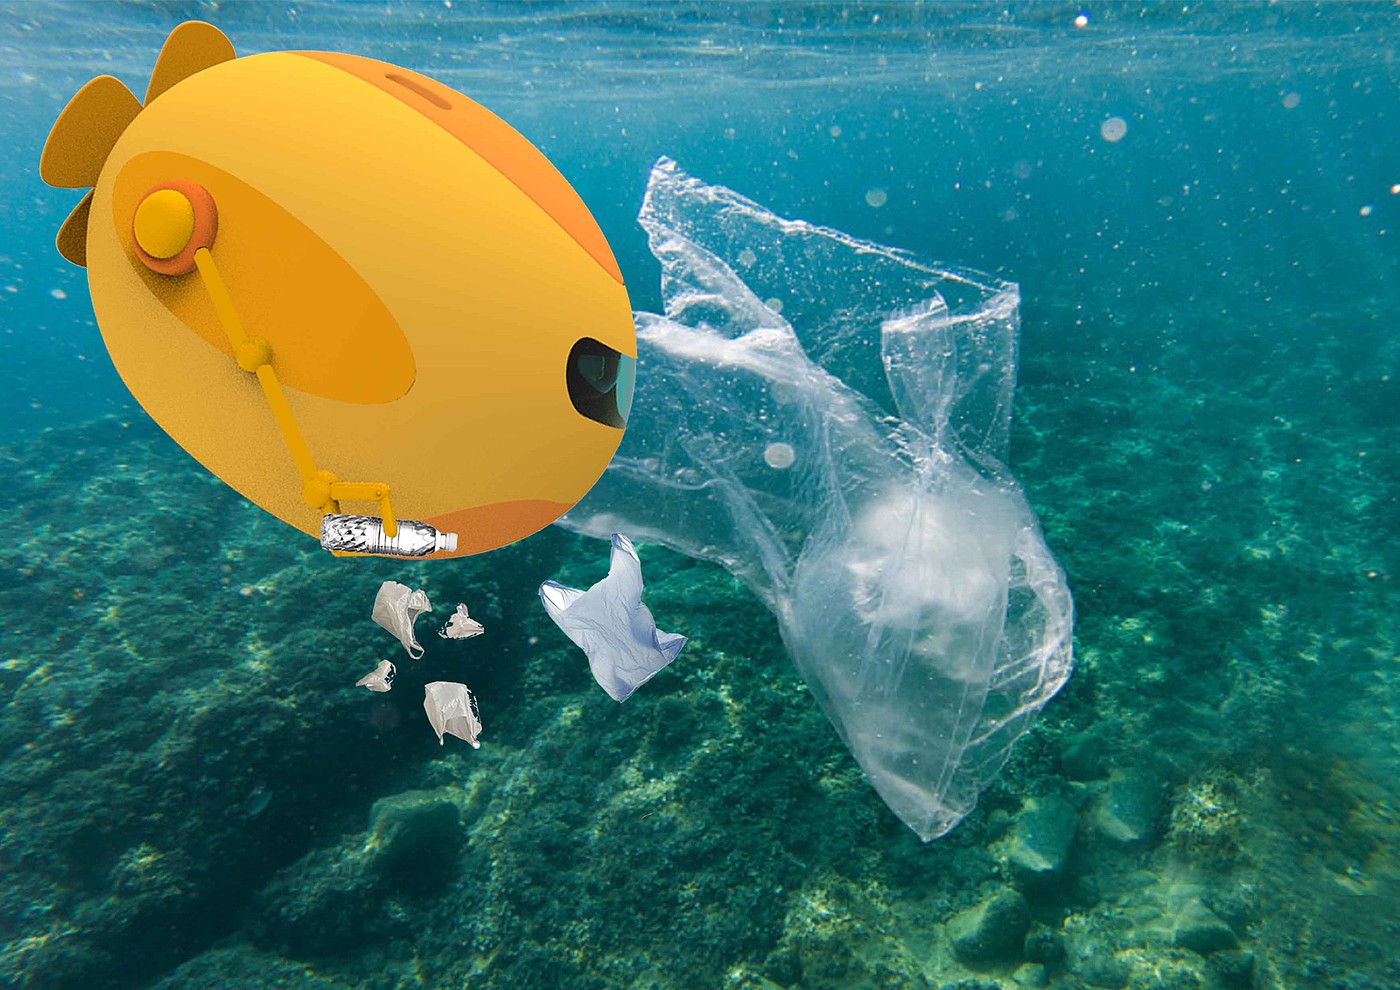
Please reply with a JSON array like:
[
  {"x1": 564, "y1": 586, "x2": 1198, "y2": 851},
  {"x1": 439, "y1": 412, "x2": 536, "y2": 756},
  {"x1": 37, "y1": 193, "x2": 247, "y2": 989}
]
[
  {"x1": 1172, "y1": 899, "x2": 1239, "y2": 954},
  {"x1": 1023, "y1": 924, "x2": 1066, "y2": 966},
  {"x1": 365, "y1": 789, "x2": 463, "y2": 893},
  {"x1": 1075, "y1": 951, "x2": 1131, "y2": 989},
  {"x1": 1092, "y1": 769, "x2": 1163, "y2": 843},
  {"x1": 1003, "y1": 794, "x2": 1078, "y2": 880},
  {"x1": 949, "y1": 889, "x2": 1031, "y2": 965},
  {"x1": 249, "y1": 844, "x2": 379, "y2": 955},
  {"x1": 1013, "y1": 962, "x2": 1049, "y2": 987},
  {"x1": 144, "y1": 947, "x2": 352, "y2": 990},
  {"x1": 1212, "y1": 949, "x2": 1256, "y2": 987},
  {"x1": 250, "y1": 788, "x2": 463, "y2": 954}
]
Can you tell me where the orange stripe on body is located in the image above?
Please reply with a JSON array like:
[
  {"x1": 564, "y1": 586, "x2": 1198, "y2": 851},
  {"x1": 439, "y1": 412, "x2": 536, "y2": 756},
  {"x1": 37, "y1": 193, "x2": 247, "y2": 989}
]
[
  {"x1": 291, "y1": 50, "x2": 623, "y2": 286},
  {"x1": 427, "y1": 498, "x2": 574, "y2": 556}
]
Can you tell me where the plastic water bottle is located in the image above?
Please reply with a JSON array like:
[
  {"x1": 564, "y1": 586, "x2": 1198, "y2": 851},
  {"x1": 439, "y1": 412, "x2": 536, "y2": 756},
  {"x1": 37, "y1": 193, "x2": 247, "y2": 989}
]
[{"x1": 320, "y1": 514, "x2": 458, "y2": 557}]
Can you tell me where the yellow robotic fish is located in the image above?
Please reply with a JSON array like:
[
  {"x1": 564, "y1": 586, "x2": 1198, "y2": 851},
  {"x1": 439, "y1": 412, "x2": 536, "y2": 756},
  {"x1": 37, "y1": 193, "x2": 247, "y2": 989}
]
[{"x1": 40, "y1": 21, "x2": 636, "y2": 558}]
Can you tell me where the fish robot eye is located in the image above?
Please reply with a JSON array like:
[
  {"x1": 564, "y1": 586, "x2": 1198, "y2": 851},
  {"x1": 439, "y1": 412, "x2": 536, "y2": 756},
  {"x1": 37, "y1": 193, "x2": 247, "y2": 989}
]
[{"x1": 566, "y1": 337, "x2": 636, "y2": 430}]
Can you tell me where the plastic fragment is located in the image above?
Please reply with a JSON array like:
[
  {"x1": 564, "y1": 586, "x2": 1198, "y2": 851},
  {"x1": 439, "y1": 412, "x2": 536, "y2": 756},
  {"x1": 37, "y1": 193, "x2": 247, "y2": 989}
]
[
  {"x1": 372, "y1": 581, "x2": 433, "y2": 659},
  {"x1": 439, "y1": 603, "x2": 485, "y2": 640},
  {"x1": 423, "y1": 681, "x2": 482, "y2": 748},
  {"x1": 355, "y1": 659, "x2": 395, "y2": 693}
]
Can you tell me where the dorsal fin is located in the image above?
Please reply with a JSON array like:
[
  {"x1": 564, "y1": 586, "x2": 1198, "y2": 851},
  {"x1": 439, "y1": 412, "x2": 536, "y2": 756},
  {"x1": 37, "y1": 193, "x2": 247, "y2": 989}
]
[
  {"x1": 56, "y1": 190, "x2": 93, "y2": 267},
  {"x1": 40, "y1": 75, "x2": 141, "y2": 188},
  {"x1": 145, "y1": 21, "x2": 235, "y2": 105}
]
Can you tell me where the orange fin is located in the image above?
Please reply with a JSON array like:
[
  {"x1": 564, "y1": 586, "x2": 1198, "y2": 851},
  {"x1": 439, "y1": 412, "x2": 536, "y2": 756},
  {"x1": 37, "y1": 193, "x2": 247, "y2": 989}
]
[
  {"x1": 56, "y1": 191, "x2": 93, "y2": 267},
  {"x1": 145, "y1": 21, "x2": 235, "y2": 105},
  {"x1": 40, "y1": 75, "x2": 141, "y2": 188}
]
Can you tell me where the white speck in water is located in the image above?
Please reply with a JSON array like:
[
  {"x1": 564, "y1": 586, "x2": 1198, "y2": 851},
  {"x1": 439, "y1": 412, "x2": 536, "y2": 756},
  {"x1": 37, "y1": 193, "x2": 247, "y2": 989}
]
[
  {"x1": 737, "y1": 248, "x2": 757, "y2": 268},
  {"x1": 764, "y1": 297, "x2": 784, "y2": 315},
  {"x1": 764, "y1": 443, "x2": 796, "y2": 470},
  {"x1": 1359, "y1": 204, "x2": 1374, "y2": 217},
  {"x1": 49, "y1": 288, "x2": 66, "y2": 300},
  {"x1": 1282, "y1": 92, "x2": 1301, "y2": 110},
  {"x1": 865, "y1": 188, "x2": 888, "y2": 208},
  {"x1": 1074, "y1": 12, "x2": 1089, "y2": 27},
  {"x1": 1390, "y1": 184, "x2": 1400, "y2": 195},
  {"x1": 829, "y1": 124, "x2": 842, "y2": 138},
  {"x1": 1100, "y1": 117, "x2": 1128, "y2": 143}
]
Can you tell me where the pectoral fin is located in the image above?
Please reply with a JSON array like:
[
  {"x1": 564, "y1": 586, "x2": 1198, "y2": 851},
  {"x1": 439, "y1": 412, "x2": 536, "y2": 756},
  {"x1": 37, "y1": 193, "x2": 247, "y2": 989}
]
[{"x1": 55, "y1": 190, "x2": 93, "y2": 267}]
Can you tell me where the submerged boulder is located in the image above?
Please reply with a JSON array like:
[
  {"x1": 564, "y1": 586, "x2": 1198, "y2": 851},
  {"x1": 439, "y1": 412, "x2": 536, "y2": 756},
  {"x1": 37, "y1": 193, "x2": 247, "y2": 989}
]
[
  {"x1": 1004, "y1": 794, "x2": 1078, "y2": 881},
  {"x1": 1092, "y1": 769, "x2": 1163, "y2": 844},
  {"x1": 1172, "y1": 899, "x2": 1239, "y2": 955},
  {"x1": 949, "y1": 889, "x2": 1032, "y2": 965}
]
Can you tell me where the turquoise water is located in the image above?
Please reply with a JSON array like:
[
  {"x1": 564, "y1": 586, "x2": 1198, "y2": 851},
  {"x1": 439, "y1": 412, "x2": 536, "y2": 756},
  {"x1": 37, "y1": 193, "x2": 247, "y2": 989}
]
[{"x1": 1, "y1": 3, "x2": 1397, "y2": 989}]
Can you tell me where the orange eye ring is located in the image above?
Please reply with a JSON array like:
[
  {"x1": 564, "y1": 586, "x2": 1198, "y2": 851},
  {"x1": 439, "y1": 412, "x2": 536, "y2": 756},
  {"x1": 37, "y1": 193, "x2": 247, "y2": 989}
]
[{"x1": 132, "y1": 179, "x2": 217, "y2": 275}]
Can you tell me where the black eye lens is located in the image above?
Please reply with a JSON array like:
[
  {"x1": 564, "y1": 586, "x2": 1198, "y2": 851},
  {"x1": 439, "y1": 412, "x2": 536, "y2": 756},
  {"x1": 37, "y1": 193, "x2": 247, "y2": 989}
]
[
  {"x1": 576, "y1": 353, "x2": 616, "y2": 391},
  {"x1": 567, "y1": 337, "x2": 633, "y2": 429}
]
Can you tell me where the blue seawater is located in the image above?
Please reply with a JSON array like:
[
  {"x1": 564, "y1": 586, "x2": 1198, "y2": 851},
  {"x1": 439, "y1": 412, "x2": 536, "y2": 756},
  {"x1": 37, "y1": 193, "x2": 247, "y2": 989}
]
[{"x1": 0, "y1": 4, "x2": 1395, "y2": 990}]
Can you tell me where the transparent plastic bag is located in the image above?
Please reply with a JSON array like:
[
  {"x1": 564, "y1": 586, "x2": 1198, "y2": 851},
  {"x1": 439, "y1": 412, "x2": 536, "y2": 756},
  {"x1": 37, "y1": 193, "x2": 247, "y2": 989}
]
[{"x1": 560, "y1": 159, "x2": 1073, "y2": 840}]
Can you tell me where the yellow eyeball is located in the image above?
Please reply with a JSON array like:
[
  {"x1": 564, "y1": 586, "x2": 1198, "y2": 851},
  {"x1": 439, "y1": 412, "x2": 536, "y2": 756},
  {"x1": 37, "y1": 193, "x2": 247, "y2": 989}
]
[{"x1": 133, "y1": 188, "x2": 195, "y2": 259}]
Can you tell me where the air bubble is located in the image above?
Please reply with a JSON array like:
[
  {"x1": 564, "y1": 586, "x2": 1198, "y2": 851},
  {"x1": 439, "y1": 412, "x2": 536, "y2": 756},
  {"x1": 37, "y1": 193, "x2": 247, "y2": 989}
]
[
  {"x1": 763, "y1": 442, "x2": 796, "y2": 470},
  {"x1": 1100, "y1": 117, "x2": 1128, "y2": 143}
]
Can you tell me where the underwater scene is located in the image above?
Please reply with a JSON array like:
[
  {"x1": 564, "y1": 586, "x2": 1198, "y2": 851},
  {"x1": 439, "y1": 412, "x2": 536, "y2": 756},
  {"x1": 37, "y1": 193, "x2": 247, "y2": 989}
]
[{"x1": 1, "y1": 2, "x2": 1397, "y2": 989}]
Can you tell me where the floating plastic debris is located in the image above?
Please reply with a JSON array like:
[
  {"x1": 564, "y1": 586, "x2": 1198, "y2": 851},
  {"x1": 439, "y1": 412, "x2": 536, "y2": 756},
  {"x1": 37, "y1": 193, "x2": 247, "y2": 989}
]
[
  {"x1": 321, "y1": 514, "x2": 457, "y2": 557},
  {"x1": 439, "y1": 603, "x2": 485, "y2": 640},
  {"x1": 539, "y1": 533, "x2": 687, "y2": 702},
  {"x1": 423, "y1": 681, "x2": 482, "y2": 748},
  {"x1": 372, "y1": 581, "x2": 433, "y2": 659},
  {"x1": 559, "y1": 159, "x2": 1073, "y2": 841},
  {"x1": 355, "y1": 659, "x2": 395, "y2": 693}
]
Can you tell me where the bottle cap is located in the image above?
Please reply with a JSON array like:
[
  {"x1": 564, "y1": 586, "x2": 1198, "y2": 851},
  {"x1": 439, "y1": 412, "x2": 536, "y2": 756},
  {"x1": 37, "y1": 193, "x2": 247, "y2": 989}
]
[{"x1": 437, "y1": 531, "x2": 458, "y2": 553}]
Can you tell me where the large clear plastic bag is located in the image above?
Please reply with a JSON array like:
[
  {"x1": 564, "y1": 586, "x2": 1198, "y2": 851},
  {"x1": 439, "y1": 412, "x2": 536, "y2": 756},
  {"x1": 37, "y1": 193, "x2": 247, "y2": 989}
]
[{"x1": 560, "y1": 159, "x2": 1074, "y2": 840}]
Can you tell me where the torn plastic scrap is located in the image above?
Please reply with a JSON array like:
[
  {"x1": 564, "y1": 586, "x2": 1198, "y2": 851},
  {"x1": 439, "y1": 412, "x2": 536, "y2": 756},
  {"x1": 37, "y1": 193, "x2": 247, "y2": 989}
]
[
  {"x1": 355, "y1": 659, "x2": 396, "y2": 693},
  {"x1": 372, "y1": 581, "x2": 433, "y2": 659},
  {"x1": 439, "y1": 603, "x2": 485, "y2": 640},
  {"x1": 424, "y1": 681, "x2": 482, "y2": 748}
]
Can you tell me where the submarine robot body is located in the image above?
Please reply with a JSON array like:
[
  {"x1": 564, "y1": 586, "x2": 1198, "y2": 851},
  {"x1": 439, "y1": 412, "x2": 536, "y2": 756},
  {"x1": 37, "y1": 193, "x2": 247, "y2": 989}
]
[{"x1": 42, "y1": 23, "x2": 636, "y2": 557}]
